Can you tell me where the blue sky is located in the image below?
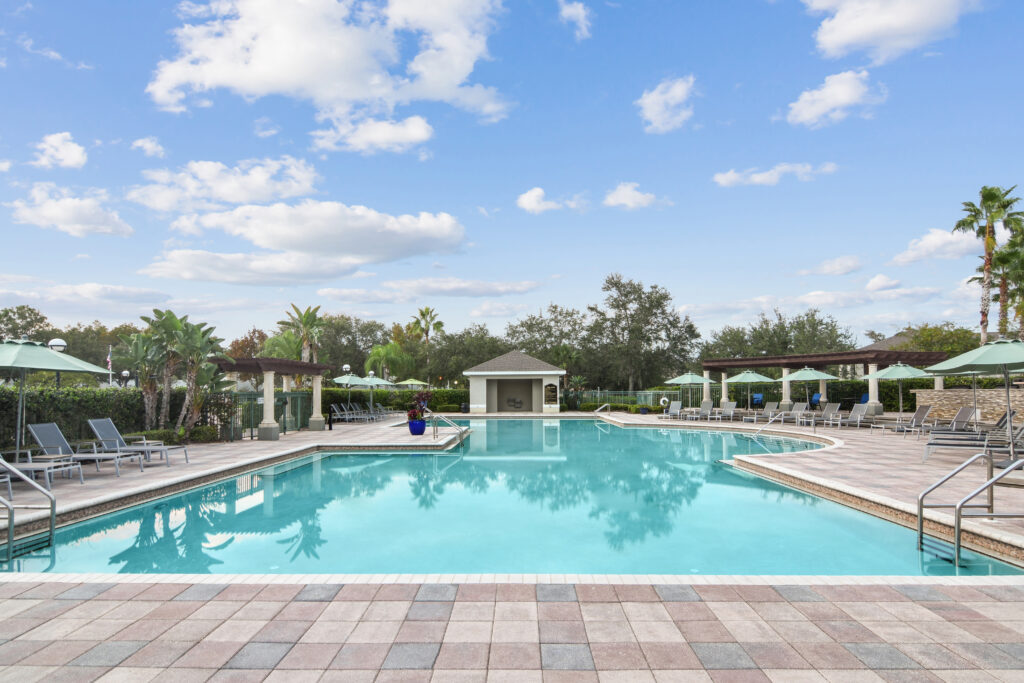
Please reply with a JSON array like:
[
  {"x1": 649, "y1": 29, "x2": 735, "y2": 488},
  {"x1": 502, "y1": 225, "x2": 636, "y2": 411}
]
[{"x1": 1, "y1": 0, "x2": 1021, "y2": 342}]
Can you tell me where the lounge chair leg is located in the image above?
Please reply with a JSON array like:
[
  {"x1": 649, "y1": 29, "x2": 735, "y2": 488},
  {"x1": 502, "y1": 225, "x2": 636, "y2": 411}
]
[
  {"x1": 114, "y1": 461, "x2": 120, "y2": 477},
  {"x1": 183, "y1": 447, "x2": 189, "y2": 464}
]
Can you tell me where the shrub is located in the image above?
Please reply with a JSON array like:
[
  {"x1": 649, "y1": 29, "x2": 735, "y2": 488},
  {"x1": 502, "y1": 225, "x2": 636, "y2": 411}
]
[
  {"x1": 437, "y1": 404, "x2": 460, "y2": 412},
  {"x1": 628, "y1": 404, "x2": 657, "y2": 414}
]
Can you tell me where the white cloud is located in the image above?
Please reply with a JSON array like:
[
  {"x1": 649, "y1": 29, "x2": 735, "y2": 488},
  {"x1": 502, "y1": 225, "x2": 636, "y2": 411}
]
[
  {"x1": 0, "y1": 282, "x2": 168, "y2": 307},
  {"x1": 802, "y1": 0, "x2": 979, "y2": 64},
  {"x1": 253, "y1": 117, "x2": 280, "y2": 138},
  {"x1": 145, "y1": 198, "x2": 465, "y2": 283},
  {"x1": 17, "y1": 35, "x2": 91, "y2": 69},
  {"x1": 787, "y1": 70, "x2": 885, "y2": 128},
  {"x1": 0, "y1": 160, "x2": 11, "y2": 172},
  {"x1": 865, "y1": 274, "x2": 900, "y2": 291},
  {"x1": 713, "y1": 162, "x2": 838, "y2": 187},
  {"x1": 517, "y1": 187, "x2": 563, "y2": 214},
  {"x1": 29, "y1": 131, "x2": 87, "y2": 168},
  {"x1": 9, "y1": 182, "x2": 132, "y2": 237},
  {"x1": 679, "y1": 284, "x2": 940, "y2": 319},
  {"x1": 602, "y1": 182, "x2": 657, "y2": 209},
  {"x1": 890, "y1": 228, "x2": 980, "y2": 265},
  {"x1": 126, "y1": 156, "x2": 317, "y2": 212},
  {"x1": 798, "y1": 255, "x2": 862, "y2": 276},
  {"x1": 130, "y1": 136, "x2": 166, "y2": 158},
  {"x1": 319, "y1": 277, "x2": 540, "y2": 304},
  {"x1": 147, "y1": 0, "x2": 507, "y2": 154},
  {"x1": 470, "y1": 301, "x2": 529, "y2": 317},
  {"x1": 558, "y1": 0, "x2": 592, "y2": 40},
  {"x1": 321, "y1": 115, "x2": 434, "y2": 154},
  {"x1": 635, "y1": 76, "x2": 696, "y2": 133}
]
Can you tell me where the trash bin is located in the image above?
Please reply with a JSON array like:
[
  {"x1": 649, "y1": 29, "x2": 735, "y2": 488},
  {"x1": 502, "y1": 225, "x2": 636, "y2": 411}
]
[{"x1": 460, "y1": 403, "x2": 469, "y2": 413}]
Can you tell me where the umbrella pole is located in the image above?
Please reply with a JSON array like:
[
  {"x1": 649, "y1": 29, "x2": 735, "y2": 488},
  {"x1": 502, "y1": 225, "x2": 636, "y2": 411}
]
[
  {"x1": 1005, "y1": 367, "x2": 1016, "y2": 461},
  {"x1": 15, "y1": 369, "x2": 25, "y2": 455},
  {"x1": 898, "y1": 379, "x2": 903, "y2": 417},
  {"x1": 973, "y1": 375, "x2": 979, "y2": 430}
]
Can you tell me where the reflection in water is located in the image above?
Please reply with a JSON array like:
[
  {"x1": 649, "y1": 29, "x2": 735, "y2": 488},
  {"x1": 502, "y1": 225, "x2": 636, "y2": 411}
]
[{"x1": 5, "y1": 420, "x2": 1019, "y2": 576}]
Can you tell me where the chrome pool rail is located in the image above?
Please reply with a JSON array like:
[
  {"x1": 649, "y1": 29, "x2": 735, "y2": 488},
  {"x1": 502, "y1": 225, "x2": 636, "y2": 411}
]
[
  {"x1": 594, "y1": 403, "x2": 611, "y2": 413},
  {"x1": 424, "y1": 409, "x2": 469, "y2": 451},
  {"x1": 754, "y1": 411, "x2": 785, "y2": 435},
  {"x1": 0, "y1": 460, "x2": 56, "y2": 563}
]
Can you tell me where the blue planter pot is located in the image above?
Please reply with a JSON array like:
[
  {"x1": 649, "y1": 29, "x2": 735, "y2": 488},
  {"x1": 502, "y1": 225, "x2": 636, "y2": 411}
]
[{"x1": 408, "y1": 419, "x2": 426, "y2": 436}]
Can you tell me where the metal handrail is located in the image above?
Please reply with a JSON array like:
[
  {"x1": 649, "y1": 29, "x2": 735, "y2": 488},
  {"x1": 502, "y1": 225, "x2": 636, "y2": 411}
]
[
  {"x1": 754, "y1": 412, "x2": 786, "y2": 436},
  {"x1": 424, "y1": 410, "x2": 469, "y2": 450},
  {"x1": 953, "y1": 458, "x2": 1024, "y2": 565},
  {"x1": 0, "y1": 460, "x2": 57, "y2": 563},
  {"x1": 917, "y1": 451, "x2": 992, "y2": 552},
  {"x1": 595, "y1": 403, "x2": 611, "y2": 413}
]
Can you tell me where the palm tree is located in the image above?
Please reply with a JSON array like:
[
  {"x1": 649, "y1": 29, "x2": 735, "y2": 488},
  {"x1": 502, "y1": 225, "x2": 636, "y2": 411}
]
[
  {"x1": 114, "y1": 332, "x2": 160, "y2": 429},
  {"x1": 141, "y1": 309, "x2": 186, "y2": 429},
  {"x1": 173, "y1": 320, "x2": 224, "y2": 431},
  {"x1": 954, "y1": 186, "x2": 1024, "y2": 344},
  {"x1": 277, "y1": 304, "x2": 324, "y2": 363},
  {"x1": 262, "y1": 330, "x2": 303, "y2": 360},
  {"x1": 365, "y1": 342, "x2": 413, "y2": 380},
  {"x1": 410, "y1": 307, "x2": 444, "y2": 346}
]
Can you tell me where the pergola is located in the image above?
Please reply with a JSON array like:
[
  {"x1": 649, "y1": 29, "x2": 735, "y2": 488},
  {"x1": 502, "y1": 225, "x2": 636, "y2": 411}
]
[
  {"x1": 702, "y1": 349, "x2": 947, "y2": 414},
  {"x1": 213, "y1": 357, "x2": 331, "y2": 439}
]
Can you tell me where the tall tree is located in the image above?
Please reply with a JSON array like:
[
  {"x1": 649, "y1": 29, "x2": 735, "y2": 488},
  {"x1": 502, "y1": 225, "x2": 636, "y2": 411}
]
[
  {"x1": 427, "y1": 324, "x2": 511, "y2": 385},
  {"x1": 277, "y1": 304, "x2": 324, "y2": 362},
  {"x1": 954, "y1": 185, "x2": 1024, "y2": 344},
  {"x1": 365, "y1": 342, "x2": 414, "y2": 380},
  {"x1": 317, "y1": 314, "x2": 389, "y2": 373},
  {"x1": 141, "y1": 309, "x2": 186, "y2": 429},
  {"x1": 0, "y1": 305, "x2": 49, "y2": 340},
  {"x1": 227, "y1": 327, "x2": 268, "y2": 358},
  {"x1": 262, "y1": 331, "x2": 303, "y2": 360},
  {"x1": 409, "y1": 307, "x2": 444, "y2": 346},
  {"x1": 115, "y1": 332, "x2": 161, "y2": 430},
  {"x1": 174, "y1": 321, "x2": 224, "y2": 431}
]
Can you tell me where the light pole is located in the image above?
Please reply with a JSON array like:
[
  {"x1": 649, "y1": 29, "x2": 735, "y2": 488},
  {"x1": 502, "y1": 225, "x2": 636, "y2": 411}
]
[
  {"x1": 121, "y1": 369, "x2": 130, "y2": 388},
  {"x1": 48, "y1": 338, "x2": 67, "y2": 388}
]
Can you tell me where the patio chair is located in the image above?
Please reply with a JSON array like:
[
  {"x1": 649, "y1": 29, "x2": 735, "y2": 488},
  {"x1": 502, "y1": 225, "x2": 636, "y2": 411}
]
[
  {"x1": 0, "y1": 451, "x2": 83, "y2": 490},
  {"x1": 889, "y1": 405, "x2": 932, "y2": 439},
  {"x1": 826, "y1": 403, "x2": 870, "y2": 428},
  {"x1": 751, "y1": 393, "x2": 764, "y2": 408},
  {"x1": 780, "y1": 402, "x2": 809, "y2": 424},
  {"x1": 658, "y1": 401, "x2": 682, "y2": 419},
  {"x1": 925, "y1": 406, "x2": 977, "y2": 436},
  {"x1": 87, "y1": 418, "x2": 189, "y2": 466},
  {"x1": 710, "y1": 401, "x2": 738, "y2": 421},
  {"x1": 924, "y1": 423, "x2": 1024, "y2": 462},
  {"x1": 810, "y1": 393, "x2": 821, "y2": 408},
  {"x1": 743, "y1": 401, "x2": 779, "y2": 423},
  {"x1": 686, "y1": 400, "x2": 713, "y2": 421},
  {"x1": 798, "y1": 402, "x2": 838, "y2": 427},
  {"x1": 27, "y1": 422, "x2": 142, "y2": 478},
  {"x1": 0, "y1": 470, "x2": 9, "y2": 499}
]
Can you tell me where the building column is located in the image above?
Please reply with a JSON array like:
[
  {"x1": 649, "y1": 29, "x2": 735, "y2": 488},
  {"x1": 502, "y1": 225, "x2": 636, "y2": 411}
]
[
  {"x1": 309, "y1": 374, "x2": 326, "y2": 431},
  {"x1": 258, "y1": 370, "x2": 279, "y2": 441},
  {"x1": 720, "y1": 371, "x2": 729, "y2": 407},
  {"x1": 866, "y1": 363, "x2": 883, "y2": 415},
  {"x1": 934, "y1": 375, "x2": 944, "y2": 390},
  {"x1": 780, "y1": 367, "x2": 793, "y2": 410},
  {"x1": 819, "y1": 378, "x2": 828, "y2": 405},
  {"x1": 702, "y1": 370, "x2": 712, "y2": 403}
]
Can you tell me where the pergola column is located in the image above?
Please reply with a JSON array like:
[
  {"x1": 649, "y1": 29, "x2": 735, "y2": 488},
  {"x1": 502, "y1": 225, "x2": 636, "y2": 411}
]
[
  {"x1": 866, "y1": 363, "x2": 883, "y2": 415},
  {"x1": 780, "y1": 367, "x2": 793, "y2": 410},
  {"x1": 934, "y1": 375, "x2": 944, "y2": 390},
  {"x1": 258, "y1": 370, "x2": 279, "y2": 440},
  {"x1": 702, "y1": 370, "x2": 712, "y2": 403},
  {"x1": 309, "y1": 375, "x2": 326, "y2": 431},
  {"x1": 819, "y1": 378, "x2": 828, "y2": 404},
  {"x1": 720, "y1": 371, "x2": 729, "y2": 407}
]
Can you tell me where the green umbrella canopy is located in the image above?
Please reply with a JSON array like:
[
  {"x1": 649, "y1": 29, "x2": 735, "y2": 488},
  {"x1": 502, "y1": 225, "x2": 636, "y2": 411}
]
[
  {"x1": 860, "y1": 362, "x2": 931, "y2": 380},
  {"x1": 332, "y1": 374, "x2": 373, "y2": 386},
  {"x1": 778, "y1": 367, "x2": 839, "y2": 382},
  {"x1": 666, "y1": 372, "x2": 716, "y2": 385},
  {"x1": 363, "y1": 376, "x2": 396, "y2": 387},
  {"x1": 926, "y1": 339, "x2": 1024, "y2": 374},
  {"x1": 396, "y1": 379, "x2": 428, "y2": 386},
  {"x1": 724, "y1": 370, "x2": 776, "y2": 383},
  {"x1": 0, "y1": 339, "x2": 110, "y2": 374}
]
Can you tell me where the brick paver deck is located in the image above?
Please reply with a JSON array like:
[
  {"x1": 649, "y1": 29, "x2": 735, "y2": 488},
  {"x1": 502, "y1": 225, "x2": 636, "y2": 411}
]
[{"x1": 3, "y1": 579, "x2": 1024, "y2": 681}]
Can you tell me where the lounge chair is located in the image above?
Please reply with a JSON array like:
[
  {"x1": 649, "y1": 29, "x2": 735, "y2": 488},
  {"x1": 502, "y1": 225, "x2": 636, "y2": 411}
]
[
  {"x1": 658, "y1": 401, "x2": 682, "y2": 419},
  {"x1": 798, "y1": 402, "x2": 838, "y2": 427},
  {"x1": 88, "y1": 418, "x2": 189, "y2": 466},
  {"x1": 925, "y1": 406, "x2": 977, "y2": 436},
  {"x1": 0, "y1": 452, "x2": 81, "y2": 491},
  {"x1": 780, "y1": 402, "x2": 809, "y2": 424},
  {"x1": 826, "y1": 403, "x2": 870, "y2": 428},
  {"x1": 28, "y1": 422, "x2": 142, "y2": 478},
  {"x1": 886, "y1": 405, "x2": 932, "y2": 439},
  {"x1": 331, "y1": 403, "x2": 368, "y2": 423},
  {"x1": 0, "y1": 470, "x2": 10, "y2": 499},
  {"x1": 924, "y1": 424, "x2": 1024, "y2": 462},
  {"x1": 710, "y1": 401, "x2": 738, "y2": 421},
  {"x1": 686, "y1": 400, "x2": 713, "y2": 421},
  {"x1": 743, "y1": 401, "x2": 779, "y2": 423}
]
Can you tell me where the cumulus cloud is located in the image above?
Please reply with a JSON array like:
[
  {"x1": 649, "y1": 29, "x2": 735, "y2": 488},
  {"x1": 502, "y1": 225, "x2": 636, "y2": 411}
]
[
  {"x1": 713, "y1": 162, "x2": 838, "y2": 187},
  {"x1": 130, "y1": 136, "x2": 166, "y2": 158},
  {"x1": 319, "y1": 277, "x2": 540, "y2": 304},
  {"x1": 471, "y1": 301, "x2": 529, "y2": 317},
  {"x1": 126, "y1": 156, "x2": 317, "y2": 212},
  {"x1": 865, "y1": 274, "x2": 900, "y2": 291},
  {"x1": 145, "y1": 199, "x2": 466, "y2": 283},
  {"x1": 787, "y1": 70, "x2": 885, "y2": 127},
  {"x1": 635, "y1": 76, "x2": 696, "y2": 133},
  {"x1": 29, "y1": 132, "x2": 87, "y2": 168},
  {"x1": 890, "y1": 228, "x2": 981, "y2": 265},
  {"x1": 0, "y1": 282, "x2": 168, "y2": 308},
  {"x1": 602, "y1": 182, "x2": 657, "y2": 209},
  {"x1": 797, "y1": 255, "x2": 861, "y2": 276},
  {"x1": 678, "y1": 283, "x2": 939, "y2": 319},
  {"x1": 146, "y1": 0, "x2": 507, "y2": 154},
  {"x1": 558, "y1": 0, "x2": 591, "y2": 40},
  {"x1": 801, "y1": 0, "x2": 979, "y2": 64},
  {"x1": 517, "y1": 187, "x2": 563, "y2": 214},
  {"x1": 9, "y1": 183, "x2": 132, "y2": 237}
]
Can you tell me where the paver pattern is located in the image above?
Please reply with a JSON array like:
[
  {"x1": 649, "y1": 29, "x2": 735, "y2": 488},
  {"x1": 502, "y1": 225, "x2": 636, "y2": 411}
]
[{"x1": 2, "y1": 580, "x2": 1024, "y2": 680}]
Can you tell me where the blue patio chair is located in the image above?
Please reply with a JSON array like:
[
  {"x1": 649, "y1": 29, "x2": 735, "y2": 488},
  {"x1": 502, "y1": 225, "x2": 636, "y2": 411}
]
[
  {"x1": 751, "y1": 393, "x2": 764, "y2": 407},
  {"x1": 810, "y1": 392, "x2": 821, "y2": 408},
  {"x1": 859, "y1": 393, "x2": 869, "y2": 404}
]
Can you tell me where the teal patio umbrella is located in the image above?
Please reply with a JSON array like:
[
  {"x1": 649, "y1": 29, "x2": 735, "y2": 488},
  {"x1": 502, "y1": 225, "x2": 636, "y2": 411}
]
[
  {"x1": 860, "y1": 362, "x2": 931, "y2": 417},
  {"x1": 396, "y1": 378, "x2": 428, "y2": 388},
  {"x1": 724, "y1": 370, "x2": 776, "y2": 410},
  {"x1": 778, "y1": 367, "x2": 839, "y2": 405},
  {"x1": 363, "y1": 374, "x2": 397, "y2": 415},
  {"x1": 0, "y1": 339, "x2": 111, "y2": 455},
  {"x1": 332, "y1": 373, "x2": 373, "y2": 406},
  {"x1": 666, "y1": 372, "x2": 715, "y2": 408},
  {"x1": 927, "y1": 339, "x2": 1024, "y2": 459}
]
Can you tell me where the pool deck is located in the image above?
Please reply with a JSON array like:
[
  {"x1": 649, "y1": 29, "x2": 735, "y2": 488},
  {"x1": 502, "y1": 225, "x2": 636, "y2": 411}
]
[{"x1": 8, "y1": 413, "x2": 1024, "y2": 679}]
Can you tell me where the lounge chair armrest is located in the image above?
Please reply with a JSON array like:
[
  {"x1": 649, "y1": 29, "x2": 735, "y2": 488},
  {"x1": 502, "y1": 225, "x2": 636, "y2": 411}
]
[
  {"x1": 74, "y1": 441, "x2": 100, "y2": 453},
  {"x1": 126, "y1": 436, "x2": 164, "y2": 445}
]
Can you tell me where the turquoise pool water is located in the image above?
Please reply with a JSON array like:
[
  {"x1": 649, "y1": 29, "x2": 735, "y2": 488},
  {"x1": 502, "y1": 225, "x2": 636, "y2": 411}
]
[{"x1": 5, "y1": 419, "x2": 1020, "y2": 575}]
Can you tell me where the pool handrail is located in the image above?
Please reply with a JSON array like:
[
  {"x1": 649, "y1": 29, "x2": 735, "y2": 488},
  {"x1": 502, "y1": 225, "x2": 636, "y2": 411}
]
[
  {"x1": 0, "y1": 459, "x2": 57, "y2": 563},
  {"x1": 424, "y1": 409, "x2": 469, "y2": 451},
  {"x1": 595, "y1": 403, "x2": 611, "y2": 413}
]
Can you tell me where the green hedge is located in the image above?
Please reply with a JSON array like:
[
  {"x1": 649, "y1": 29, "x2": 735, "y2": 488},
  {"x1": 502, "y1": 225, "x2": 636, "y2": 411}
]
[{"x1": 124, "y1": 425, "x2": 220, "y2": 445}]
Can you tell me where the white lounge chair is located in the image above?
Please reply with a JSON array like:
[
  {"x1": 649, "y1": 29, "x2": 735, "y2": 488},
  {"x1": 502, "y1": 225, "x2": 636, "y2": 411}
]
[
  {"x1": 658, "y1": 401, "x2": 683, "y2": 419},
  {"x1": 686, "y1": 400, "x2": 713, "y2": 421},
  {"x1": 743, "y1": 401, "x2": 779, "y2": 423},
  {"x1": 710, "y1": 401, "x2": 738, "y2": 421},
  {"x1": 88, "y1": 418, "x2": 189, "y2": 466},
  {"x1": 28, "y1": 422, "x2": 142, "y2": 478}
]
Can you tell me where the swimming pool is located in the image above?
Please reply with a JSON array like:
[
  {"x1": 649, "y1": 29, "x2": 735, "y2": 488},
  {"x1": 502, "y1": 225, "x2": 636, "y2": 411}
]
[{"x1": 4, "y1": 419, "x2": 1020, "y2": 575}]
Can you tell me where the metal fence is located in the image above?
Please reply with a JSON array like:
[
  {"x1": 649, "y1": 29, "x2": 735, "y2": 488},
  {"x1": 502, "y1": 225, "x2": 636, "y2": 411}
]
[{"x1": 226, "y1": 392, "x2": 311, "y2": 441}]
